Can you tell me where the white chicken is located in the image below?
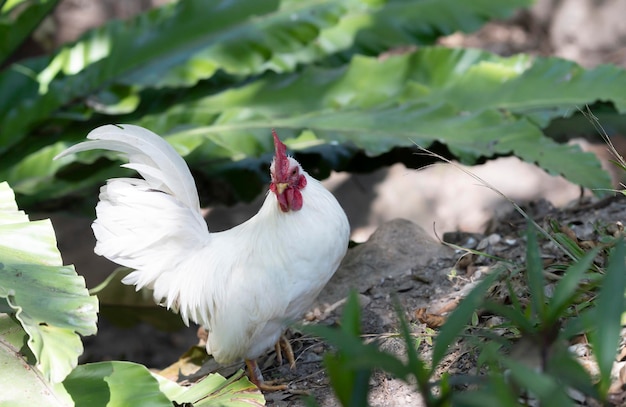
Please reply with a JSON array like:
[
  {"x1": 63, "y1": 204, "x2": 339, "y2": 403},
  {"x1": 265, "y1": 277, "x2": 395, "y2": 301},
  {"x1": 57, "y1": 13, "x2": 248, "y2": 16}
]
[{"x1": 56, "y1": 124, "x2": 350, "y2": 390}]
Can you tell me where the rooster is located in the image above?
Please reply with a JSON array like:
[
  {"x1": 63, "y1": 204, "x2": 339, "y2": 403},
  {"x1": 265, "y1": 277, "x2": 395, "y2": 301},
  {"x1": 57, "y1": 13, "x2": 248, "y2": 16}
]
[{"x1": 56, "y1": 124, "x2": 350, "y2": 390}]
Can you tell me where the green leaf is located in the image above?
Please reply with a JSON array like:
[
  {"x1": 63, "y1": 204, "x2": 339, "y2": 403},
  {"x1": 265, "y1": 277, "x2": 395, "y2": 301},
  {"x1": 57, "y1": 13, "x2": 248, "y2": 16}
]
[
  {"x1": 0, "y1": 0, "x2": 349, "y2": 151},
  {"x1": 62, "y1": 362, "x2": 264, "y2": 407},
  {"x1": 159, "y1": 370, "x2": 265, "y2": 406},
  {"x1": 321, "y1": 0, "x2": 532, "y2": 56},
  {"x1": 502, "y1": 356, "x2": 575, "y2": 407},
  {"x1": 0, "y1": 0, "x2": 532, "y2": 152},
  {"x1": 303, "y1": 292, "x2": 413, "y2": 405},
  {"x1": 0, "y1": 181, "x2": 98, "y2": 383},
  {"x1": 324, "y1": 352, "x2": 370, "y2": 407},
  {"x1": 591, "y1": 239, "x2": 626, "y2": 397},
  {"x1": 482, "y1": 300, "x2": 535, "y2": 334},
  {"x1": 431, "y1": 266, "x2": 502, "y2": 370},
  {"x1": 131, "y1": 49, "x2": 612, "y2": 191},
  {"x1": 305, "y1": 323, "x2": 409, "y2": 380},
  {"x1": 393, "y1": 300, "x2": 429, "y2": 385},
  {"x1": 340, "y1": 290, "x2": 361, "y2": 337},
  {"x1": 0, "y1": 0, "x2": 60, "y2": 66},
  {"x1": 547, "y1": 345, "x2": 600, "y2": 401},
  {"x1": 0, "y1": 314, "x2": 73, "y2": 407},
  {"x1": 452, "y1": 373, "x2": 519, "y2": 407},
  {"x1": 3, "y1": 141, "x2": 71, "y2": 196},
  {"x1": 546, "y1": 247, "x2": 599, "y2": 324},
  {"x1": 303, "y1": 294, "x2": 373, "y2": 405},
  {"x1": 62, "y1": 361, "x2": 172, "y2": 407},
  {"x1": 525, "y1": 223, "x2": 545, "y2": 320},
  {"x1": 5, "y1": 4, "x2": 620, "y2": 208}
]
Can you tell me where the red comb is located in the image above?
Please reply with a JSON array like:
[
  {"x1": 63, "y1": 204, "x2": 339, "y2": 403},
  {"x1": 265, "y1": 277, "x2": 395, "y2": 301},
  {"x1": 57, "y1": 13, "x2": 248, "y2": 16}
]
[{"x1": 272, "y1": 129, "x2": 289, "y2": 178}]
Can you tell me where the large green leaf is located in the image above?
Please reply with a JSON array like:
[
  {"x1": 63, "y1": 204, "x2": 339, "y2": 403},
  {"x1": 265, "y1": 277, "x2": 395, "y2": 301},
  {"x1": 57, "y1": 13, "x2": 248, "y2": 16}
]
[
  {"x1": 61, "y1": 362, "x2": 264, "y2": 407},
  {"x1": 0, "y1": 181, "x2": 98, "y2": 384},
  {"x1": 402, "y1": 50, "x2": 626, "y2": 125},
  {"x1": 0, "y1": 0, "x2": 347, "y2": 152},
  {"x1": 152, "y1": 47, "x2": 626, "y2": 129},
  {"x1": 136, "y1": 49, "x2": 611, "y2": 189},
  {"x1": 155, "y1": 369, "x2": 265, "y2": 406},
  {"x1": 0, "y1": 0, "x2": 531, "y2": 155},
  {"x1": 0, "y1": 314, "x2": 73, "y2": 407},
  {"x1": 62, "y1": 362, "x2": 172, "y2": 407},
  {"x1": 326, "y1": 0, "x2": 531, "y2": 57},
  {"x1": 36, "y1": 0, "x2": 344, "y2": 91},
  {"x1": 3, "y1": 1, "x2": 619, "y2": 208},
  {"x1": 7, "y1": 48, "x2": 616, "y2": 207},
  {"x1": 0, "y1": 0, "x2": 60, "y2": 66}
]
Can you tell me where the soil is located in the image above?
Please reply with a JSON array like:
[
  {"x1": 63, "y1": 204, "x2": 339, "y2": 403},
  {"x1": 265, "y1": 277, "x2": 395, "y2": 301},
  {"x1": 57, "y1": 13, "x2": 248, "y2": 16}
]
[{"x1": 42, "y1": 0, "x2": 626, "y2": 406}]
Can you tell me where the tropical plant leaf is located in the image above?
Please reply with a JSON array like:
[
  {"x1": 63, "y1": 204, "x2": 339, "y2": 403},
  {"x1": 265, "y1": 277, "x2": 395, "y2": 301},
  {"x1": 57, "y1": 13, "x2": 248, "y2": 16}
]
[
  {"x1": 0, "y1": 0, "x2": 60, "y2": 66},
  {"x1": 38, "y1": 0, "x2": 345, "y2": 90},
  {"x1": 8, "y1": 48, "x2": 626, "y2": 210},
  {"x1": 64, "y1": 363, "x2": 264, "y2": 406},
  {"x1": 398, "y1": 50, "x2": 626, "y2": 125},
  {"x1": 0, "y1": 0, "x2": 348, "y2": 152},
  {"x1": 2, "y1": 1, "x2": 618, "y2": 211},
  {"x1": 35, "y1": 48, "x2": 611, "y2": 209},
  {"x1": 0, "y1": 314, "x2": 73, "y2": 407},
  {"x1": 0, "y1": 0, "x2": 533, "y2": 155},
  {"x1": 61, "y1": 361, "x2": 173, "y2": 407},
  {"x1": 135, "y1": 49, "x2": 611, "y2": 187},
  {"x1": 1, "y1": 1, "x2": 614, "y2": 209},
  {"x1": 316, "y1": 0, "x2": 532, "y2": 58},
  {"x1": 142, "y1": 47, "x2": 626, "y2": 130},
  {"x1": 155, "y1": 369, "x2": 265, "y2": 406},
  {"x1": 0, "y1": 181, "x2": 98, "y2": 384}
]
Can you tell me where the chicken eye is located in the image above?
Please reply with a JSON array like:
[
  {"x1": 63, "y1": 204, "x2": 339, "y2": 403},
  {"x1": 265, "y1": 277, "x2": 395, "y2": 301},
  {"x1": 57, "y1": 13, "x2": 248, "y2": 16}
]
[{"x1": 290, "y1": 168, "x2": 297, "y2": 176}]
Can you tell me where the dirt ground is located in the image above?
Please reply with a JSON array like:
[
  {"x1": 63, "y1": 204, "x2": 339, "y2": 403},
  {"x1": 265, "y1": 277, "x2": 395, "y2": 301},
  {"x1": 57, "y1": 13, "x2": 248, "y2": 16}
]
[{"x1": 43, "y1": 0, "x2": 626, "y2": 405}]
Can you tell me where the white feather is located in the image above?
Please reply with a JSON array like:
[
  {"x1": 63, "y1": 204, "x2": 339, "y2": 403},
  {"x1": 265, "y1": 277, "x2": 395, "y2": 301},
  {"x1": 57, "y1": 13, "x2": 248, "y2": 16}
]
[{"x1": 56, "y1": 124, "x2": 350, "y2": 364}]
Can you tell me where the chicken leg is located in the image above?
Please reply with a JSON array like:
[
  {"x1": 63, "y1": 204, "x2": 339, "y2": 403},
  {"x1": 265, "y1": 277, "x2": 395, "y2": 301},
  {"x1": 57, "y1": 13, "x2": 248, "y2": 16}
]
[
  {"x1": 275, "y1": 334, "x2": 296, "y2": 369},
  {"x1": 247, "y1": 334, "x2": 296, "y2": 391},
  {"x1": 245, "y1": 359, "x2": 288, "y2": 391}
]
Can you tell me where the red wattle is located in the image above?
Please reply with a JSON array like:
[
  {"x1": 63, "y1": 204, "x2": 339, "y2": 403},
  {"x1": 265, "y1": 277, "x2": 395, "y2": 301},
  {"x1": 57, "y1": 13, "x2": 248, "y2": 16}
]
[{"x1": 286, "y1": 188, "x2": 303, "y2": 211}]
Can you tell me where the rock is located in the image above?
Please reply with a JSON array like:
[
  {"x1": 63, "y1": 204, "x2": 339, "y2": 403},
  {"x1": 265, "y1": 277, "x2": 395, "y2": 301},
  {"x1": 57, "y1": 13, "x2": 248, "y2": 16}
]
[{"x1": 318, "y1": 218, "x2": 453, "y2": 305}]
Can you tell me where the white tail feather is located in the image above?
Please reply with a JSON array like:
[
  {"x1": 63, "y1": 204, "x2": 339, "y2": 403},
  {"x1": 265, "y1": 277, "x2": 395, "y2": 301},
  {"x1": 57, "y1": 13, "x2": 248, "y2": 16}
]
[
  {"x1": 55, "y1": 124, "x2": 210, "y2": 312},
  {"x1": 57, "y1": 124, "x2": 201, "y2": 211}
]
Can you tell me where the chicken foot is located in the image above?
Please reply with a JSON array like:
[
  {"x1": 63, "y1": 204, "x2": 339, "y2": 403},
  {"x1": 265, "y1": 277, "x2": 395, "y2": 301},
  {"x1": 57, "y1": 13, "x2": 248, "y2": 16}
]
[
  {"x1": 275, "y1": 334, "x2": 296, "y2": 369},
  {"x1": 245, "y1": 359, "x2": 288, "y2": 391},
  {"x1": 246, "y1": 335, "x2": 296, "y2": 392}
]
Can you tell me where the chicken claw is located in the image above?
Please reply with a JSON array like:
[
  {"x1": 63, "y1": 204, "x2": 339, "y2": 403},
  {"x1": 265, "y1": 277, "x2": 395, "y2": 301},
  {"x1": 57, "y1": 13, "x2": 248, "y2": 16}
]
[
  {"x1": 275, "y1": 334, "x2": 296, "y2": 370},
  {"x1": 245, "y1": 359, "x2": 288, "y2": 392}
]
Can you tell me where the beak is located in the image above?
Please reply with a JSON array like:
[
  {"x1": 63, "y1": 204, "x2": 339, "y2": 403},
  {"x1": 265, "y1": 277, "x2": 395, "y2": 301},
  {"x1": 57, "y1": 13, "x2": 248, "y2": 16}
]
[{"x1": 275, "y1": 182, "x2": 288, "y2": 194}]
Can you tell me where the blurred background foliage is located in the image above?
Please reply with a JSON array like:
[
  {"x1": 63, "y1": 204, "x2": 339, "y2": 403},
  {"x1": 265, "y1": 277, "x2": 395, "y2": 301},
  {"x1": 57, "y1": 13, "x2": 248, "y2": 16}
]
[{"x1": 1, "y1": 0, "x2": 624, "y2": 213}]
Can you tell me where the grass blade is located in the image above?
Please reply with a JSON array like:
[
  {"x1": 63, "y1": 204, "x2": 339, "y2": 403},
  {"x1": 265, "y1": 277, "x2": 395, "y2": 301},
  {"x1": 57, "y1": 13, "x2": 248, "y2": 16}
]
[
  {"x1": 546, "y1": 247, "x2": 599, "y2": 324},
  {"x1": 525, "y1": 222, "x2": 546, "y2": 321},
  {"x1": 591, "y1": 239, "x2": 626, "y2": 397},
  {"x1": 431, "y1": 267, "x2": 502, "y2": 371}
]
